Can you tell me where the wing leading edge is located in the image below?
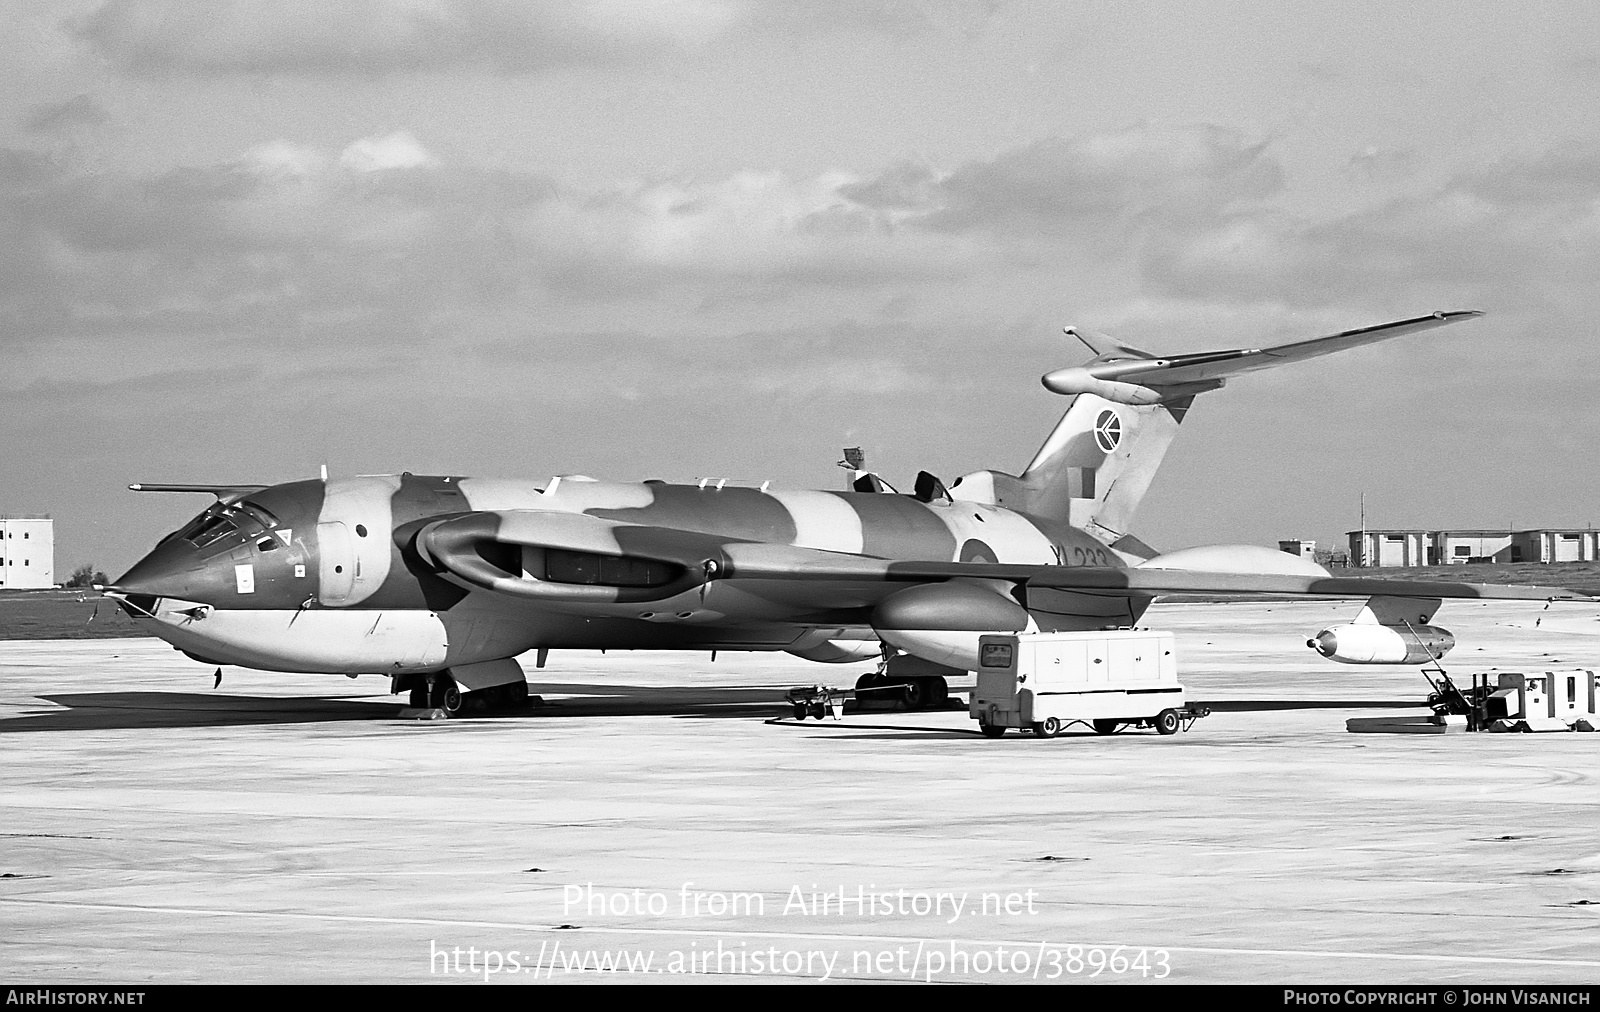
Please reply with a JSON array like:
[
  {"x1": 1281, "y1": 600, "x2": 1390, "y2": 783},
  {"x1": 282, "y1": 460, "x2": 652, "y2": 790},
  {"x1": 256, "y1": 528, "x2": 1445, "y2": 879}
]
[{"x1": 710, "y1": 545, "x2": 1584, "y2": 601}]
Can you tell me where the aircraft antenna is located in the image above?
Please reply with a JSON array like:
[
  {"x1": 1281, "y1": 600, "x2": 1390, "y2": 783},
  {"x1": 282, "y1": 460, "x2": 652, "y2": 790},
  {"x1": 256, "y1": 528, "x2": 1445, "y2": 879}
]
[{"x1": 320, "y1": 464, "x2": 329, "y2": 482}]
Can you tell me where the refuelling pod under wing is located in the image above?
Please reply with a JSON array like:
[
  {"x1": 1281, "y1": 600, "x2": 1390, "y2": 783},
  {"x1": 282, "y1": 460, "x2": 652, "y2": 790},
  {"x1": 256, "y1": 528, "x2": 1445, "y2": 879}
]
[
  {"x1": 871, "y1": 581, "x2": 1032, "y2": 671},
  {"x1": 1309, "y1": 595, "x2": 1455, "y2": 665}
]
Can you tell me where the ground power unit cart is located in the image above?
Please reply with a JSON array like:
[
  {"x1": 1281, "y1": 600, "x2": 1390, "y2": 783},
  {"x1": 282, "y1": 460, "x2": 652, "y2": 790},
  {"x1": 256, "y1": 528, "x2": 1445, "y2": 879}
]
[{"x1": 971, "y1": 630, "x2": 1209, "y2": 739}]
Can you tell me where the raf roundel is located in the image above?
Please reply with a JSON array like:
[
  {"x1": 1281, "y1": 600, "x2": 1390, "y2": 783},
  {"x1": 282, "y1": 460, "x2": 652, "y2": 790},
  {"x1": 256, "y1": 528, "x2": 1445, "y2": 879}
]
[{"x1": 1094, "y1": 408, "x2": 1122, "y2": 453}]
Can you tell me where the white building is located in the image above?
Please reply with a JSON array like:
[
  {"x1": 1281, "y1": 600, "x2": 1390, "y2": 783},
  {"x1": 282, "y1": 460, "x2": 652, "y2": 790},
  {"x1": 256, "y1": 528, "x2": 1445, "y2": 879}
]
[
  {"x1": 0, "y1": 517, "x2": 55, "y2": 589},
  {"x1": 1278, "y1": 539, "x2": 1317, "y2": 561},
  {"x1": 1347, "y1": 527, "x2": 1600, "y2": 567}
]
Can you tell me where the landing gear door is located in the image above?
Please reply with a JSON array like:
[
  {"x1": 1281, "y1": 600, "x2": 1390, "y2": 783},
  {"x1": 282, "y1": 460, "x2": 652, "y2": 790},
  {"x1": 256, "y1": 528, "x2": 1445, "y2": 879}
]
[{"x1": 317, "y1": 521, "x2": 356, "y2": 605}]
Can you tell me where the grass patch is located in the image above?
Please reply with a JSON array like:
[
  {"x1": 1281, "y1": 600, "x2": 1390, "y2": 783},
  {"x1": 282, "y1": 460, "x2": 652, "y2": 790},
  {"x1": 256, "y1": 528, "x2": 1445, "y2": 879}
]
[{"x1": 0, "y1": 590, "x2": 153, "y2": 640}]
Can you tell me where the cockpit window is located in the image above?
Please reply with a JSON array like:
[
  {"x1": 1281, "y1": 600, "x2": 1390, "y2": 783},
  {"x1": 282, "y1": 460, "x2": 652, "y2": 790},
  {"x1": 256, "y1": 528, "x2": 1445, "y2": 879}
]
[
  {"x1": 236, "y1": 501, "x2": 280, "y2": 530},
  {"x1": 187, "y1": 513, "x2": 239, "y2": 548},
  {"x1": 166, "y1": 499, "x2": 282, "y2": 551}
]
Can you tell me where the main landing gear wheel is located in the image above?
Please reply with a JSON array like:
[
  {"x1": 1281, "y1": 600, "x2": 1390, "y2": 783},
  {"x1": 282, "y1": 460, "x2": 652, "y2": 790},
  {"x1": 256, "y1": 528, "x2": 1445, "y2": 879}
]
[
  {"x1": 506, "y1": 681, "x2": 530, "y2": 708},
  {"x1": 408, "y1": 686, "x2": 429, "y2": 708},
  {"x1": 1035, "y1": 717, "x2": 1061, "y2": 739},
  {"x1": 901, "y1": 678, "x2": 927, "y2": 710},
  {"x1": 896, "y1": 676, "x2": 948, "y2": 711},
  {"x1": 1154, "y1": 708, "x2": 1181, "y2": 735},
  {"x1": 1092, "y1": 719, "x2": 1119, "y2": 735},
  {"x1": 979, "y1": 721, "x2": 1007, "y2": 738},
  {"x1": 484, "y1": 681, "x2": 530, "y2": 710},
  {"x1": 432, "y1": 674, "x2": 465, "y2": 715}
]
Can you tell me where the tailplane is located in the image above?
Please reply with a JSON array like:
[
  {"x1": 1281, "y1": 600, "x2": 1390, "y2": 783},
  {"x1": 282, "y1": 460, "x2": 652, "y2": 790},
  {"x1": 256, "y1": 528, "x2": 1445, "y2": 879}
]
[{"x1": 950, "y1": 312, "x2": 1483, "y2": 547}]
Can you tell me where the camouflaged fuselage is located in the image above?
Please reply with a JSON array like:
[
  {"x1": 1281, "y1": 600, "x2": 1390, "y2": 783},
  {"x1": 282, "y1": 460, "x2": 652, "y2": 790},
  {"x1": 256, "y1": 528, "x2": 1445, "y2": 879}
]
[{"x1": 112, "y1": 472, "x2": 1136, "y2": 673}]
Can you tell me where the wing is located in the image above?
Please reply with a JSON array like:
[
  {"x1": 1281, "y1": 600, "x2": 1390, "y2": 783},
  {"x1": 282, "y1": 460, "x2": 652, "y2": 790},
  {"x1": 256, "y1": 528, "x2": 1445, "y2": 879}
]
[
  {"x1": 417, "y1": 512, "x2": 1586, "y2": 605},
  {"x1": 711, "y1": 547, "x2": 1585, "y2": 601}
]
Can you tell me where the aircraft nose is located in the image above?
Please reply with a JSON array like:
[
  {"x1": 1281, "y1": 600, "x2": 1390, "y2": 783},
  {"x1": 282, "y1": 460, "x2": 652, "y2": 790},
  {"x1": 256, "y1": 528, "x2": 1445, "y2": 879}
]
[{"x1": 109, "y1": 539, "x2": 214, "y2": 600}]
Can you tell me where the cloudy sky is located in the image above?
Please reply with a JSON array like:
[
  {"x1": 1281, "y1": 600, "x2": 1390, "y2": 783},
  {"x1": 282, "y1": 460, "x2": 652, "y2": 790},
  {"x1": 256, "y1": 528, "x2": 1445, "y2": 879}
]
[{"x1": 4, "y1": 1, "x2": 1599, "y2": 576}]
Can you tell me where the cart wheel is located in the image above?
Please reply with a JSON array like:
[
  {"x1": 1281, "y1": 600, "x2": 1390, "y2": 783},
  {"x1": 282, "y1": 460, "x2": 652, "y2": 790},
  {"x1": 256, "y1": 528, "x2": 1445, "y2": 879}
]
[
  {"x1": 809, "y1": 701, "x2": 826, "y2": 720},
  {"x1": 792, "y1": 702, "x2": 808, "y2": 720},
  {"x1": 1092, "y1": 719, "x2": 1119, "y2": 735},
  {"x1": 979, "y1": 721, "x2": 1006, "y2": 738},
  {"x1": 1154, "y1": 709, "x2": 1180, "y2": 735},
  {"x1": 1039, "y1": 717, "x2": 1061, "y2": 738}
]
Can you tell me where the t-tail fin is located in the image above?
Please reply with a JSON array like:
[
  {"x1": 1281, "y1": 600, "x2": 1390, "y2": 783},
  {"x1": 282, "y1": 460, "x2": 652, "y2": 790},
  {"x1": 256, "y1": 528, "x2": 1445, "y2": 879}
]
[
  {"x1": 950, "y1": 312, "x2": 1483, "y2": 547},
  {"x1": 1018, "y1": 391, "x2": 1194, "y2": 545}
]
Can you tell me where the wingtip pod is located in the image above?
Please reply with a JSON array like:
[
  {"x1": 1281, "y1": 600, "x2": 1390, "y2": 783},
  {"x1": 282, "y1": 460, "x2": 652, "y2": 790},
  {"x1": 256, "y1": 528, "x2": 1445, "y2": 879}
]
[{"x1": 1039, "y1": 365, "x2": 1167, "y2": 404}]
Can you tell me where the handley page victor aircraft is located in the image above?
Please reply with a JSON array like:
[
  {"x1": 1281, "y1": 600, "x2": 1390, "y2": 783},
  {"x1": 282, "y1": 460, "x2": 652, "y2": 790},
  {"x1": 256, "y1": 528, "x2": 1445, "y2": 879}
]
[{"x1": 105, "y1": 311, "x2": 1581, "y2": 712}]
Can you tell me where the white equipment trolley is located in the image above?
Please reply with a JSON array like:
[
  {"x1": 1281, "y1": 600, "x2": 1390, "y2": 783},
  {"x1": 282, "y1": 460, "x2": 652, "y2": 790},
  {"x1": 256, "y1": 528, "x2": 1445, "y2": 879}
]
[{"x1": 970, "y1": 630, "x2": 1209, "y2": 738}]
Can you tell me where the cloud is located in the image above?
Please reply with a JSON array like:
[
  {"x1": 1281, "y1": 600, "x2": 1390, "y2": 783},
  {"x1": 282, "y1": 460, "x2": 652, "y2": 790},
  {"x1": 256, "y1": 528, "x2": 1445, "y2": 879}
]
[
  {"x1": 835, "y1": 126, "x2": 1287, "y2": 273},
  {"x1": 7, "y1": 123, "x2": 1598, "y2": 418},
  {"x1": 1345, "y1": 145, "x2": 1416, "y2": 183},
  {"x1": 338, "y1": 131, "x2": 436, "y2": 172},
  {"x1": 69, "y1": 0, "x2": 979, "y2": 78},
  {"x1": 1140, "y1": 145, "x2": 1600, "y2": 313},
  {"x1": 544, "y1": 169, "x2": 969, "y2": 291},
  {"x1": 1454, "y1": 144, "x2": 1600, "y2": 207},
  {"x1": 71, "y1": 0, "x2": 742, "y2": 77},
  {"x1": 924, "y1": 126, "x2": 1284, "y2": 234},
  {"x1": 23, "y1": 94, "x2": 110, "y2": 134},
  {"x1": 243, "y1": 140, "x2": 328, "y2": 177},
  {"x1": 0, "y1": 148, "x2": 59, "y2": 190}
]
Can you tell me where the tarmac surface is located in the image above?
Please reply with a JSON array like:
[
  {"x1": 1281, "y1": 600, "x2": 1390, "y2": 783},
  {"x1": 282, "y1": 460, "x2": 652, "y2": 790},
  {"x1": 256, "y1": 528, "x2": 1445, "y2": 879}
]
[{"x1": 2, "y1": 599, "x2": 1599, "y2": 985}]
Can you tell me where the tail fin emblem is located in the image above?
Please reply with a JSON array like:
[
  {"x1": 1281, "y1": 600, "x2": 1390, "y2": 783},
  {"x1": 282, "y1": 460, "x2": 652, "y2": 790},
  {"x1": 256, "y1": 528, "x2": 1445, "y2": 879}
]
[{"x1": 1094, "y1": 409, "x2": 1122, "y2": 453}]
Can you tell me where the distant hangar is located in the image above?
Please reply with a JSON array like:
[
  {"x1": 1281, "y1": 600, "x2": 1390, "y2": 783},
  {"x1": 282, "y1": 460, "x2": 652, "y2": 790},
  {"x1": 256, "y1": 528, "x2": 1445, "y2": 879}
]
[{"x1": 1349, "y1": 528, "x2": 1599, "y2": 567}]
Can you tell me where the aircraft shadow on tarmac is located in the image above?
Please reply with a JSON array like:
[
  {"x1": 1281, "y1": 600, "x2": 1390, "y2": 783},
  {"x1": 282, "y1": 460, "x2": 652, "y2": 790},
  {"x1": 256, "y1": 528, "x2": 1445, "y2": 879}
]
[
  {"x1": 0, "y1": 686, "x2": 1422, "y2": 733},
  {"x1": 0, "y1": 682, "x2": 795, "y2": 733}
]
